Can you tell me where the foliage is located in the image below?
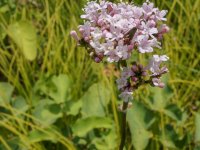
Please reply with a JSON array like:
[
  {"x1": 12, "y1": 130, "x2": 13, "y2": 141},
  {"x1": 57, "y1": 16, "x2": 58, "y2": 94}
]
[{"x1": 0, "y1": 0, "x2": 200, "y2": 150}]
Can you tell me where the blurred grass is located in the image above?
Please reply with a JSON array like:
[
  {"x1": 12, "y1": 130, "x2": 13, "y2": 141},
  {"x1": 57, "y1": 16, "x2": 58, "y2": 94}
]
[{"x1": 0, "y1": 0, "x2": 200, "y2": 149}]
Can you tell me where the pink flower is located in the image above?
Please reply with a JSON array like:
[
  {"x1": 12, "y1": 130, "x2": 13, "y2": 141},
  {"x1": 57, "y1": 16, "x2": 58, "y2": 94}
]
[
  {"x1": 136, "y1": 35, "x2": 160, "y2": 53},
  {"x1": 72, "y1": 0, "x2": 169, "y2": 64},
  {"x1": 142, "y1": 1, "x2": 155, "y2": 17},
  {"x1": 155, "y1": 10, "x2": 168, "y2": 21},
  {"x1": 140, "y1": 21, "x2": 158, "y2": 38},
  {"x1": 147, "y1": 55, "x2": 169, "y2": 75},
  {"x1": 79, "y1": 21, "x2": 91, "y2": 39},
  {"x1": 159, "y1": 24, "x2": 170, "y2": 34}
]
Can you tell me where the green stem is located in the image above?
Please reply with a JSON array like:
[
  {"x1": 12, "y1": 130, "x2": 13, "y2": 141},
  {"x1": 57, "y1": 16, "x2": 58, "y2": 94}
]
[
  {"x1": 119, "y1": 101, "x2": 129, "y2": 150},
  {"x1": 118, "y1": 60, "x2": 128, "y2": 150},
  {"x1": 161, "y1": 112, "x2": 166, "y2": 150}
]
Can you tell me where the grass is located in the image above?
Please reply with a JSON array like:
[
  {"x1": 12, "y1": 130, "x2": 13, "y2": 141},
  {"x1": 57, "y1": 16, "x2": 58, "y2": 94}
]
[{"x1": 0, "y1": 0, "x2": 200, "y2": 150}]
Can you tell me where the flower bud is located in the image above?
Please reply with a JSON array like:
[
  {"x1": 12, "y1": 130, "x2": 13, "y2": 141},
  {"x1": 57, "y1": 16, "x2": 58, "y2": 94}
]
[
  {"x1": 158, "y1": 82, "x2": 165, "y2": 88},
  {"x1": 159, "y1": 24, "x2": 170, "y2": 34},
  {"x1": 79, "y1": 28, "x2": 84, "y2": 33},
  {"x1": 90, "y1": 27, "x2": 95, "y2": 31},
  {"x1": 97, "y1": 53, "x2": 104, "y2": 59},
  {"x1": 102, "y1": 30, "x2": 106, "y2": 37},
  {"x1": 94, "y1": 57, "x2": 101, "y2": 63},
  {"x1": 131, "y1": 65, "x2": 138, "y2": 72},
  {"x1": 142, "y1": 71, "x2": 147, "y2": 76},
  {"x1": 157, "y1": 34, "x2": 163, "y2": 40},
  {"x1": 138, "y1": 64, "x2": 143, "y2": 70},
  {"x1": 128, "y1": 44, "x2": 134, "y2": 51},
  {"x1": 97, "y1": 19, "x2": 104, "y2": 26},
  {"x1": 70, "y1": 30, "x2": 80, "y2": 42},
  {"x1": 131, "y1": 76, "x2": 138, "y2": 82},
  {"x1": 84, "y1": 37, "x2": 90, "y2": 42},
  {"x1": 107, "y1": 4, "x2": 113, "y2": 13}
]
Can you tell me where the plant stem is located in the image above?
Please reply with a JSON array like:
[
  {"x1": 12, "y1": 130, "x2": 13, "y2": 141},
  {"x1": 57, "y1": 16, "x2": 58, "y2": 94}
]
[
  {"x1": 119, "y1": 101, "x2": 129, "y2": 150},
  {"x1": 118, "y1": 60, "x2": 128, "y2": 150}
]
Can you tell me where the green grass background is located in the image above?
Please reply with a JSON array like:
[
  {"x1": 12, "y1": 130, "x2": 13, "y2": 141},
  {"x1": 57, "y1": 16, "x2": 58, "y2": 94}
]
[{"x1": 0, "y1": 0, "x2": 200, "y2": 150}]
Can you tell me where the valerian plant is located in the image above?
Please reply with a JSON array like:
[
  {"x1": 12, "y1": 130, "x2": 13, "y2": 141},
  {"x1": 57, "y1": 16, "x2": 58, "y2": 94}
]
[{"x1": 70, "y1": 0, "x2": 169, "y2": 149}]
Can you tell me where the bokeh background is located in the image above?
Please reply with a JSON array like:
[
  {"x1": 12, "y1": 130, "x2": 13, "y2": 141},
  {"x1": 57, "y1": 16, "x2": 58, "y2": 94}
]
[{"x1": 0, "y1": 0, "x2": 199, "y2": 150}]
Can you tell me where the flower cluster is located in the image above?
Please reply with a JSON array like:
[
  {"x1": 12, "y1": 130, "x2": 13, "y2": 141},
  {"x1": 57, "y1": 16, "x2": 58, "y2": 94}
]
[
  {"x1": 71, "y1": 0, "x2": 170, "y2": 102},
  {"x1": 117, "y1": 55, "x2": 169, "y2": 101},
  {"x1": 116, "y1": 63, "x2": 147, "y2": 102},
  {"x1": 71, "y1": 0, "x2": 169, "y2": 63}
]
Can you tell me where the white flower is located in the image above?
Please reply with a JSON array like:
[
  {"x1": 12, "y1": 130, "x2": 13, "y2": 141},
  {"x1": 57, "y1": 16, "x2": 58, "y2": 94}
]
[
  {"x1": 142, "y1": 2, "x2": 155, "y2": 16},
  {"x1": 140, "y1": 21, "x2": 158, "y2": 38},
  {"x1": 137, "y1": 35, "x2": 154, "y2": 53},
  {"x1": 105, "y1": 50, "x2": 120, "y2": 62},
  {"x1": 116, "y1": 77, "x2": 127, "y2": 89},
  {"x1": 79, "y1": 21, "x2": 91, "y2": 38},
  {"x1": 91, "y1": 28, "x2": 103, "y2": 40},
  {"x1": 152, "y1": 78, "x2": 165, "y2": 88},
  {"x1": 155, "y1": 10, "x2": 168, "y2": 21},
  {"x1": 119, "y1": 90, "x2": 133, "y2": 102},
  {"x1": 115, "y1": 40, "x2": 129, "y2": 59},
  {"x1": 90, "y1": 40, "x2": 104, "y2": 54},
  {"x1": 81, "y1": 1, "x2": 101, "y2": 22},
  {"x1": 121, "y1": 67, "x2": 134, "y2": 78},
  {"x1": 147, "y1": 55, "x2": 169, "y2": 75},
  {"x1": 132, "y1": 7, "x2": 143, "y2": 19}
]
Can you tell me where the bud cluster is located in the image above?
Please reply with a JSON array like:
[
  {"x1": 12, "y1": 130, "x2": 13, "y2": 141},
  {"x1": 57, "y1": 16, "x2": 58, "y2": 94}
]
[
  {"x1": 116, "y1": 63, "x2": 147, "y2": 102},
  {"x1": 117, "y1": 55, "x2": 169, "y2": 101}
]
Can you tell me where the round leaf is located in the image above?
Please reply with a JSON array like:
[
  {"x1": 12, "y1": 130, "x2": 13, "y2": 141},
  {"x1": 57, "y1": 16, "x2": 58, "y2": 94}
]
[{"x1": 8, "y1": 21, "x2": 37, "y2": 61}]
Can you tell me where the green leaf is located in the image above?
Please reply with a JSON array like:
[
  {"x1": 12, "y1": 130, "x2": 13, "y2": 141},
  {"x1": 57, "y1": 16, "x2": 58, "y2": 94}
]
[
  {"x1": 32, "y1": 99, "x2": 62, "y2": 126},
  {"x1": 164, "y1": 104, "x2": 182, "y2": 121},
  {"x1": 127, "y1": 101, "x2": 155, "y2": 128},
  {"x1": 12, "y1": 96, "x2": 28, "y2": 112},
  {"x1": 91, "y1": 126, "x2": 118, "y2": 150},
  {"x1": 127, "y1": 101, "x2": 155, "y2": 150},
  {"x1": 0, "y1": 137, "x2": 20, "y2": 150},
  {"x1": 0, "y1": 82, "x2": 14, "y2": 105},
  {"x1": 33, "y1": 74, "x2": 52, "y2": 95},
  {"x1": 159, "y1": 124, "x2": 178, "y2": 149},
  {"x1": 49, "y1": 74, "x2": 72, "y2": 103},
  {"x1": 81, "y1": 83, "x2": 110, "y2": 117},
  {"x1": 195, "y1": 113, "x2": 200, "y2": 143},
  {"x1": 8, "y1": 21, "x2": 37, "y2": 61},
  {"x1": 0, "y1": 25, "x2": 6, "y2": 41},
  {"x1": 147, "y1": 85, "x2": 173, "y2": 112},
  {"x1": 72, "y1": 117, "x2": 113, "y2": 137},
  {"x1": 28, "y1": 129, "x2": 57, "y2": 143},
  {"x1": 48, "y1": 103, "x2": 62, "y2": 114},
  {"x1": 63, "y1": 100, "x2": 82, "y2": 116},
  {"x1": 146, "y1": 75, "x2": 173, "y2": 112},
  {"x1": 0, "y1": 5, "x2": 9, "y2": 13},
  {"x1": 148, "y1": 88, "x2": 167, "y2": 111}
]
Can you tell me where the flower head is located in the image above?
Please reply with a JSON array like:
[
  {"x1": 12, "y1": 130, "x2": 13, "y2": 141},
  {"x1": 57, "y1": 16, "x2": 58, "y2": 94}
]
[{"x1": 71, "y1": 0, "x2": 169, "y2": 63}]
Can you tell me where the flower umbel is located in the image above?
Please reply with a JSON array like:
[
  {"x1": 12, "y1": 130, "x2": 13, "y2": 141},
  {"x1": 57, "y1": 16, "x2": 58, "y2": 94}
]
[
  {"x1": 71, "y1": 0, "x2": 169, "y2": 63},
  {"x1": 117, "y1": 56, "x2": 169, "y2": 102}
]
